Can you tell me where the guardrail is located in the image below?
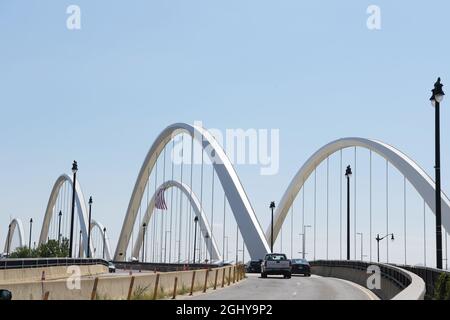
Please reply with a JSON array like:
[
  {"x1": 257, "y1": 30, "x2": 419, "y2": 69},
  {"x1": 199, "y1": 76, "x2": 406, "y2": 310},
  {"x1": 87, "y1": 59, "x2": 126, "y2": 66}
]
[
  {"x1": 112, "y1": 261, "x2": 224, "y2": 272},
  {"x1": 310, "y1": 260, "x2": 425, "y2": 300},
  {"x1": 0, "y1": 258, "x2": 109, "y2": 270},
  {"x1": 390, "y1": 264, "x2": 450, "y2": 299}
]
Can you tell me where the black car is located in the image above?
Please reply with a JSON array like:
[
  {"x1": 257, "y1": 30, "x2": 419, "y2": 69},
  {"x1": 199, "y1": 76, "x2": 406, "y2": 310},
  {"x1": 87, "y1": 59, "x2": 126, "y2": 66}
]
[
  {"x1": 290, "y1": 259, "x2": 311, "y2": 276},
  {"x1": 246, "y1": 260, "x2": 262, "y2": 273}
]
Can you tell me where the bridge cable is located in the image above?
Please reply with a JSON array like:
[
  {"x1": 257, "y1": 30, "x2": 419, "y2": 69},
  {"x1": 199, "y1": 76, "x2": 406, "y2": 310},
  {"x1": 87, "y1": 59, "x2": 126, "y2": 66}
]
[
  {"x1": 313, "y1": 168, "x2": 317, "y2": 260},
  {"x1": 161, "y1": 146, "x2": 166, "y2": 263},
  {"x1": 178, "y1": 134, "x2": 184, "y2": 263},
  {"x1": 340, "y1": 150, "x2": 343, "y2": 260},
  {"x1": 169, "y1": 139, "x2": 175, "y2": 263},
  {"x1": 210, "y1": 165, "x2": 215, "y2": 263},
  {"x1": 236, "y1": 223, "x2": 239, "y2": 263},
  {"x1": 326, "y1": 156, "x2": 329, "y2": 260},
  {"x1": 291, "y1": 195, "x2": 294, "y2": 259},
  {"x1": 354, "y1": 147, "x2": 357, "y2": 260},
  {"x1": 302, "y1": 179, "x2": 305, "y2": 256},
  {"x1": 222, "y1": 192, "x2": 226, "y2": 263},
  {"x1": 369, "y1": 150, "x2": 372, "y2": 262},
  {"x1": 199, "y1": 133, "x2": 204, "y2": 262},
  {"x1": 187, "y1": 136, "x2": 194, "y2": 262},
  {"x1": 386, "y1": 159, "x2": 389, "y2": 263},
  {"x1": 404, "y1": 176, "x2": 407, "y2": 265}
]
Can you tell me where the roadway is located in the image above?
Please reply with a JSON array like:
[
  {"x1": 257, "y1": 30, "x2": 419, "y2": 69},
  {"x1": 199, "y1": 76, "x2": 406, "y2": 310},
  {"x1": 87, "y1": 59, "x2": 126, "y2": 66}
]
[{"x1": 188, "y1": 274, "x2": 379, "y2": 300}]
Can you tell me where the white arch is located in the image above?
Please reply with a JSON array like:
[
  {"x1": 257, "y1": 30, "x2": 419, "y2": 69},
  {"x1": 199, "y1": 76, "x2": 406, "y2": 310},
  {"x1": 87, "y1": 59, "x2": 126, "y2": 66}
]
[
  {"x1": 90, "y1": 219, "x2": 112, "y2": 261},
  {"x1": 131, "y1": 180, "x2": 222, "y2": 262},
  {"x1": 115, "y1": 123, "x2": 270, "y2": 261},
  {"x1": 3, "y1": 218, "x2": 25, "y2": 253},
  {"x1": 267, "y1": 137, "x2": 450, "y2": 242},
  {"x1": 39, "y1": 174, "x2": 91, "y2": 257}
]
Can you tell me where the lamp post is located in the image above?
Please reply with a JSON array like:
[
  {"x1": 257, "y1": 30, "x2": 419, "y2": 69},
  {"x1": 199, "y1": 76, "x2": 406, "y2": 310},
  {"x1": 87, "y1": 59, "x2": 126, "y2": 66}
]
[
  {"x1": 299, "y1": 225, "x2": 312, "y2": 259},
  {"x1": 141, "y1": 223, "x2": 147, "y2": 262},
  {"x1": 375, "y1": 233, "x2": 394, "y2": 263},
  {"x1": 87, "y1": 196, "x2": 93, "y2": 258},
  {"x1": 69, "y1": 160, "x2": 78, "y2": 257},
  {"x1": 6, "y1": 223, "x2": 11, "y2": 256},
  {"x1": 79, "y1": 230, "x2": 82, "y2": 258},
  {"x1": 193, "y1": 216, "x2": 199, "y2": 263},
  {"x1": 357, "y1": 232, "x2": 363, "y2": 261},
  {"x1": 57, "y1": 211, "x2": 62, "y2": 244},
  {"x1": 102, "y1": 227, "x2": 107, "y2": 260},
  {"x1": 345, "y1": 165, "x2": 352, "y2": 260},
  {"x1": 430, "y1": 77, "x2": 445, "y2": 269},
  {"x1": 28, "y1": 218, "x2": 33, "y2": 250},
  {"x1": 270, "y1": 201, "x2": 276, "y2": 253}
]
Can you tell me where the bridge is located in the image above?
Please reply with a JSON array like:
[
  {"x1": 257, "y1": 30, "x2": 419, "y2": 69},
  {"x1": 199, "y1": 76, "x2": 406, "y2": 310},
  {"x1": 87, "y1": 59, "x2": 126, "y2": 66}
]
[{"x1": 1, "y1": 122, "x2": 449, "y2": 300}]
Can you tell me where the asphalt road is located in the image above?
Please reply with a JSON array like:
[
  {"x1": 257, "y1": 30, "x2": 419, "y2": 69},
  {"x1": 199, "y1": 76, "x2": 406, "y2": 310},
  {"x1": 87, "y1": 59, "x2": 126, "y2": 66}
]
[{"x1": 188, "y1": 274, "x2": 378, "y2": 300}]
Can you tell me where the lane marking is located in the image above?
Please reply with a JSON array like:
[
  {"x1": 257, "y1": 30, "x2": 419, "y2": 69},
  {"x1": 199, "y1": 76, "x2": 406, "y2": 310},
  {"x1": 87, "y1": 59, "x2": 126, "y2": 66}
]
[{"x1": 326, "y1": 277, "x2": 379, "y2": 300}]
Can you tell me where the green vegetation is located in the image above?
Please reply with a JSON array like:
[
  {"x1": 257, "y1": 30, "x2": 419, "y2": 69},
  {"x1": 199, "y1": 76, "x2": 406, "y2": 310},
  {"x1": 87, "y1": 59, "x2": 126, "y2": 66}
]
[
  {"x1": 433, "y1": 273, "x2": 450, "y2": 300},
  {"x1": 8, "y1": 238, "x2": 70, "y2": 258}
]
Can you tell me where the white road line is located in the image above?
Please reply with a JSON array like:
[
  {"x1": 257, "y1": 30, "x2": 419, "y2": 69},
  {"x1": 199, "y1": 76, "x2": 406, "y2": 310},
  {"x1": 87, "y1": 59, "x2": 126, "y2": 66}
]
[{"x1": 327, "y1": 277, "x2": 379, "y2": 300}]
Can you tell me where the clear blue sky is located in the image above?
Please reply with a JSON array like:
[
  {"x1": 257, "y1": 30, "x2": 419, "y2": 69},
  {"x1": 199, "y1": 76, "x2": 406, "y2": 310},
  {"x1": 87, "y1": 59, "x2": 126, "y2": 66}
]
[{"x1": 1, "y1": 1, "x2": 450, "y2": 266}]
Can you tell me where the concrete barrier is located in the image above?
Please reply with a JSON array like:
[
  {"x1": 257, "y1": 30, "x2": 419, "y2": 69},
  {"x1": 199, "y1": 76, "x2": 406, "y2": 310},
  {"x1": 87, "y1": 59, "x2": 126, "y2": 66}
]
[
  {"x1": 1, "y1": 265, "x2": 243, "y2": 300},
  {"x1": 311, "y1": 260, "x2": 425, "y2": 300}
]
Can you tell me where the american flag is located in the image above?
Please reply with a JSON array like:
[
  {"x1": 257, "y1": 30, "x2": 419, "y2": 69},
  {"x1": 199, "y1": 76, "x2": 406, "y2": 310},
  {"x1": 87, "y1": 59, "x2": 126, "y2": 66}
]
[{"x1": 155, "y1": 187, "x2": 168, "y2": 210}]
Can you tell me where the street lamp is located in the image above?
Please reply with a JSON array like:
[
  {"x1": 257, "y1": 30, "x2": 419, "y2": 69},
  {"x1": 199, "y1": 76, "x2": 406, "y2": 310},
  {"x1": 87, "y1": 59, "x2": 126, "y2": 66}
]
[
  {"x1": 6, "y1": 223, "x2": 11, "y2": 256},
  {"x1": 87, "y1": 196, "x2": 93, "y2": 258},
  {"x1": 270, "y1": 201, "x2": 276, "y2": 253},
  {"x1": 430, "y1": 77, "x2": 445, "y2": 269},
  {"x1": 299, "y1": 225, "x2": 312, "y2": 259},
  {"x1": 357, "y1": 232, "x2": 363, "y2": 261},
  {"x1": 345, "y1": 165, "x2": 352, "y2": 260},
  {"x1": 193, "y1": 216, "x2": 199, "y2": 263},
  {"x1": 103, "y1": 227, "x2": 107, "y2": 260},
  {"x1": 375, "y1": 233, "x2": 394, "y2": 263},
  {"x1": 57, "y1": 211, "x2": 62, "y2": 244},
  {"x1": 141, "y1": 223, "x2": 147, "y2": 262},
  {"x1": 69, "y1": 160, "x2": 78, "y2": 257},
  {"x1": 79, "y1": 230, "x2": 82, "y2": 258},
  {"x1": 28, "y1": 218, "x2": 33, "y2": 250}
]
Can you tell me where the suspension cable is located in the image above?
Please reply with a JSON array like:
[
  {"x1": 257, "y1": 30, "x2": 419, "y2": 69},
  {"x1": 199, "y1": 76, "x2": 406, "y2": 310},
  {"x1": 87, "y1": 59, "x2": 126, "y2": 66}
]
[
  {"x1": 210, "y1": 165, "x2": 215, "y2": 263},
  {"x1": 222, "y1": 192, "x2": 226, "y2": 263},
  {"x1": 369, "y1": 150, "x2": 372, "y2": 262},
  {"x1": 169, "y1": 139, "x2": 175, "y2": 263},
  {"x1": 326, "y1": 156, "x2": 329, "y2": 259},
  {"x1": 386, "y1": 159, "x2": 389, "y2": 263},
  {"x1": 354, "y1": 147, "x2": 357, "y2": 260},
  {"x1": 314, "y1": 168, "x2": 317, "y2": 260},
  {"x1": 188, "y1": 135, "x2": 194, "y2": 262},
  {"x1": 404, "y1": 176, "x2": 407, "y2": 265},
  {"x1": 340, "y1": 149, "x2": 343, "y2": 260},
  {"x1": 178, "y1": 134, "x2": 184, "y2": 263}
]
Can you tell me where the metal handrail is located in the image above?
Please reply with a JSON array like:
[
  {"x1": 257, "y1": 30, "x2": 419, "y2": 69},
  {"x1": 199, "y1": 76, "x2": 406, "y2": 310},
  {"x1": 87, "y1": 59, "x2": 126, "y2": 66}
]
[{"x1": 0, "y1": 258, "x2": 109, "y2": 270}]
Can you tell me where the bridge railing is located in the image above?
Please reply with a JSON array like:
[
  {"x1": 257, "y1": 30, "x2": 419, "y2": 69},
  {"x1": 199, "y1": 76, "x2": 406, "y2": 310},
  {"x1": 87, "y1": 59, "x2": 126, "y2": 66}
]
[
  {"x1": 310, "y1": 260, "x2": 425, "y2": 300},
  {"x1": 112, "y1": 261, "x2": 225, "y2": 272},
  {"x1": 0, "y1": 258, "x2": 109, "y2": 270},
  {"x1": 389, "y1": 264, "x2": 450, "y2": 299}
]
